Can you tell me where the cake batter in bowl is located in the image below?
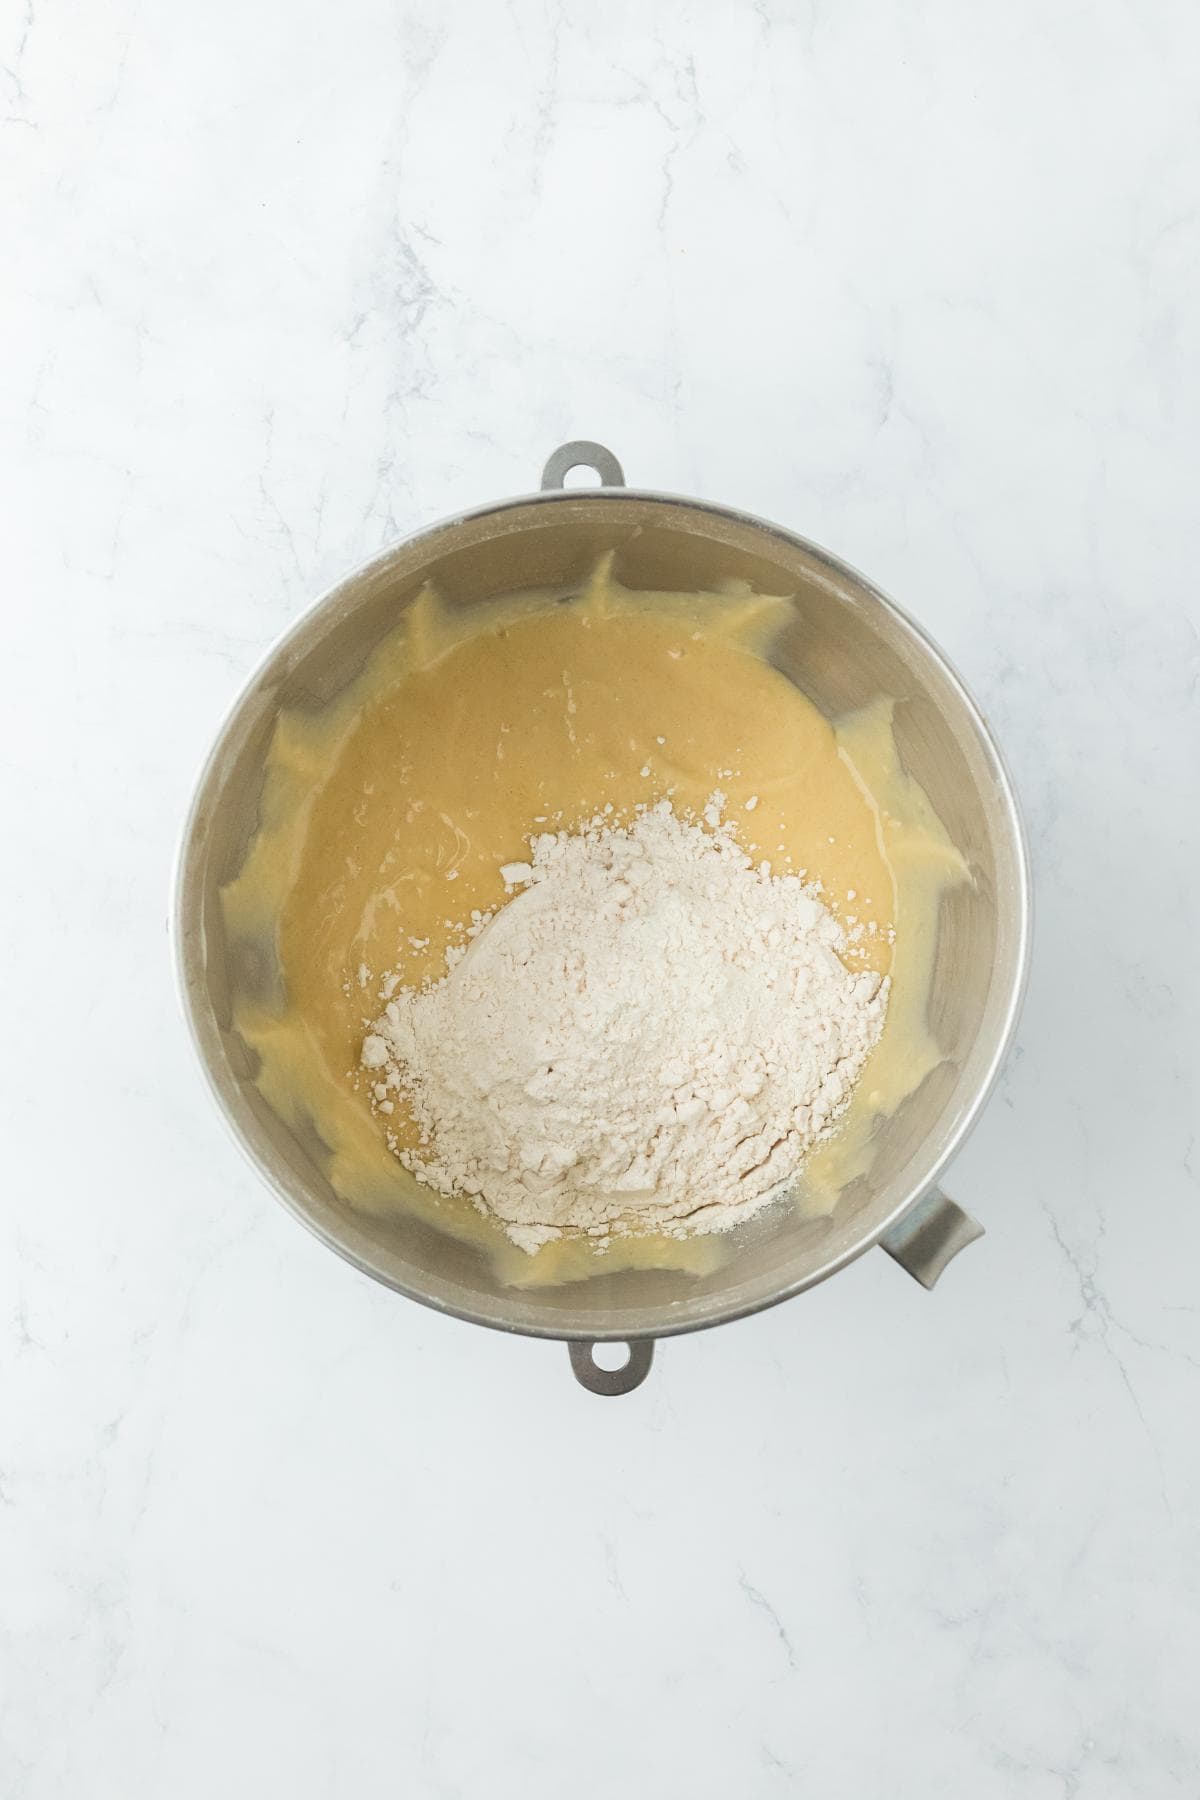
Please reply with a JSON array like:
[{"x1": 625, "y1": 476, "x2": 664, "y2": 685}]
[{"x1": 174, "y1": 442, "x2": 1030, "y2": 1393}]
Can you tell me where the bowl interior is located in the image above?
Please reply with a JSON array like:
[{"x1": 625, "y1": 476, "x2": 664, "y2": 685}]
[{"x1": 177, "y1": 494, "x2": 1027, "y2": 1339}]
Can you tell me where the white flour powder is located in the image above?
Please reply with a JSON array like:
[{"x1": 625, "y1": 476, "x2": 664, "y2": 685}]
[{"x1": 361, "y1": 803, "x2": 888, "y2": 1252}]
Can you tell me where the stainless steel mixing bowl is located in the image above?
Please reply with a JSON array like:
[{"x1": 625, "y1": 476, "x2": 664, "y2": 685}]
[{"x1": 175, "y1": 441, "x2": 1030, "y2": 1394}]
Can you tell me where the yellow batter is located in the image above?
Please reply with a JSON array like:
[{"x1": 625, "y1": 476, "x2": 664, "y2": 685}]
[{"x1": 222, "y1": 561, "x2": 968, "y2": 1284}]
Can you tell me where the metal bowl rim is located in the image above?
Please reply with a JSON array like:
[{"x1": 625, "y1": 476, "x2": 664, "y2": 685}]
[{"x1": 172, "y1": 482, "x2": 1032, "y2": 1341}]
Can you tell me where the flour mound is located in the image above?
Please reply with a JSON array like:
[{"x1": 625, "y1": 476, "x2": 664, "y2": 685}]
[{"x1": 362, "y1": 803, "x2": 888, "y2": 1252}]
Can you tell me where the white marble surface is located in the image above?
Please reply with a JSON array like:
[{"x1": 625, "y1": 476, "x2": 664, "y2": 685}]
[{"x1": 4, "y1": 2, "x2": 1199, "y2": 1794}]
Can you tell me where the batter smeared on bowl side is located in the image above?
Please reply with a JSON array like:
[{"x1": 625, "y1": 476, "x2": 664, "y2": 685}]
[{"x1": 221, "y1": 559, "x2": 969, "y2": 1280}]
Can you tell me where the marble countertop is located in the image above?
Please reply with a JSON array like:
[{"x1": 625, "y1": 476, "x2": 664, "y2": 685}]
[{"x1": 5, "y1": 2, "x2": 1199, "y2": 1794}]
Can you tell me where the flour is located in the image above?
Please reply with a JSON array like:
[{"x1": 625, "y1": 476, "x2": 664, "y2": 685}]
[{"x1": 360, "y1": 802, "x2": 888, "y2": 1253}]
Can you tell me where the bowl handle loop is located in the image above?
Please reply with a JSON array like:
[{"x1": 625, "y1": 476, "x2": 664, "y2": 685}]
[
  {"x1": 568, "y1": 1339, "x2": 655, "y2": 1395},
  {"x1": 880, "y1": 1187, "x2": 984, "y2": 1289},
  {"x1": 541, "y1": 441, "x2": 626, "y2": 490}
]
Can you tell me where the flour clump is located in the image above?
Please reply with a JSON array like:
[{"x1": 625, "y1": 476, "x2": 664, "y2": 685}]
[{"x1": 361, "y1": 802, "x2": 888, "y2": 1252}]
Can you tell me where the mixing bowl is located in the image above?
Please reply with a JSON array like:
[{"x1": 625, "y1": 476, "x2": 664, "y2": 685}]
[{"x1": 174, "y1": 441, "x2": 1030, "y2": 1394}]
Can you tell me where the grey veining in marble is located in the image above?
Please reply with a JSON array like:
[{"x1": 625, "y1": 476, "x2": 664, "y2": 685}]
[{"x1": 3, "y1": 2, "x2": 1198, "y2": 1795}]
